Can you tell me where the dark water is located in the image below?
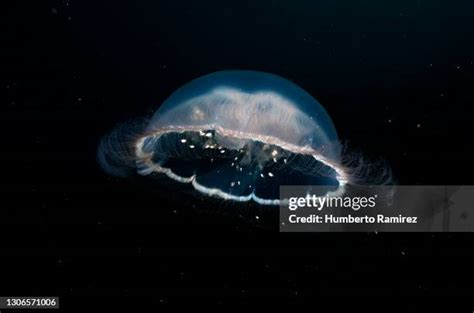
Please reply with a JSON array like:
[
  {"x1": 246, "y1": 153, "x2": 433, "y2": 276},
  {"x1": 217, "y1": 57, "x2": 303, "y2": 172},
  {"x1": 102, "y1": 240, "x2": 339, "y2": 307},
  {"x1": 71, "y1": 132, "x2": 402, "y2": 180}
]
[{"x1": 2, "y1": 0, "x2": 474, "y2": 305}]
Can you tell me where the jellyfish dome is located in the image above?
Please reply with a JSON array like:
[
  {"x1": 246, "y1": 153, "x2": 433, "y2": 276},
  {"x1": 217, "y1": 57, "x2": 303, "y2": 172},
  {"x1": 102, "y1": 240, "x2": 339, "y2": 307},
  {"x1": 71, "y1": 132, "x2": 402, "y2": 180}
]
[{"x1": 99, "y1": 70, "x2": 352, "y2": 205}]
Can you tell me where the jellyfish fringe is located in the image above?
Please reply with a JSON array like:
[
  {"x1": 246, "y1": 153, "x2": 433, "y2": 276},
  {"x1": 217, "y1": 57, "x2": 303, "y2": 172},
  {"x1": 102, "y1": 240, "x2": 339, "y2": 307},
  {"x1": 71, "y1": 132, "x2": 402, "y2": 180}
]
[{"x1": 98, "y1": 120, "x2": 393, "y2": 194}]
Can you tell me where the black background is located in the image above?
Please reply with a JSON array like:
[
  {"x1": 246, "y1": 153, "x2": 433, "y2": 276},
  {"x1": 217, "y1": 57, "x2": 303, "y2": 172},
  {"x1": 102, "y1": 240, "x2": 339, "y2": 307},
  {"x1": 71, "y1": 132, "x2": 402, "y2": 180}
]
[{"x1": 2, "y1": 0, "x2": 474, "y2": 306}]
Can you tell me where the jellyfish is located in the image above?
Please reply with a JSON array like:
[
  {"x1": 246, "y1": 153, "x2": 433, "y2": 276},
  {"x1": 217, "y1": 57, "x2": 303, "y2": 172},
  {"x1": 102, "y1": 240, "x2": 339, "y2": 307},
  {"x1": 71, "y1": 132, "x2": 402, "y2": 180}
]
[{"x1": 98, "y1": 70, "x2": 388, "y2": 205}]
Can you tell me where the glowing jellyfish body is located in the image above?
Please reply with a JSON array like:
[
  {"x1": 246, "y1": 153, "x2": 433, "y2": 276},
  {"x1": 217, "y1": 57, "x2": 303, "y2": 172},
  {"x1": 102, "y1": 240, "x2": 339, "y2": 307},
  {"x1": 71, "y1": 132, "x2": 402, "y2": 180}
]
[{"x1": 99, "y1": 71, "x2": 352, "y2": 205}]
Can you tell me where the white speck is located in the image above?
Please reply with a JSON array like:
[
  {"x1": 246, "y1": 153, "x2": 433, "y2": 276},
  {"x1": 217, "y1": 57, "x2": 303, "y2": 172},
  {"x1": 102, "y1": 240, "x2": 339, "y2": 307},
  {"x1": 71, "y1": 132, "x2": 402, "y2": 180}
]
[
  {"x1": 205, "y1": 132, "x2": 213, "y2": 137},
  {"x1": 180, "y1": 139, "x2": 187, "y2": 143},
  {"x1": 255, "y1": 216, "x2": 259, "y2": 220},
  {"x1": 271, "y1": 150, "x2": 278, "y2": 157},
  {"x1": 237, "y1": 181, "x2": 240, "y2": 185},
  {"x1": 204, "y1": 144, "x2": 210, "y2": 149},
  {"x1": 231, "y1": 162, "x2": 235, "y2": 167},
  {"x1": 273, "y1": 158, "x2": 277, "y2": 163},
  {"x1": 189, "y1": 145, "x2": 195, "y2": 149},
  {"x1": 268, "y1": 172, "x2": 274, "y2": 177},
  {"x1": 283, "y1": 159, "x2": 287, "y2": 164},
  {"x1": 416, "y1": 124, "x2": 421, "y2": 128},
  {"x1": 260, "y1": 173, "x2": 264, "y2": 178},
  {"x1": 234, "y1": 156, "x2": 238, "y2": 161},
  {"x1": 230, "y1": 182, "x2": 235, "y2": 187},
  {"x1": 388, "y1": 119, "x2": 392, "y2": 123},
  {"x1": 220, "y1": 149, "x2": 225, "y2": 154}
]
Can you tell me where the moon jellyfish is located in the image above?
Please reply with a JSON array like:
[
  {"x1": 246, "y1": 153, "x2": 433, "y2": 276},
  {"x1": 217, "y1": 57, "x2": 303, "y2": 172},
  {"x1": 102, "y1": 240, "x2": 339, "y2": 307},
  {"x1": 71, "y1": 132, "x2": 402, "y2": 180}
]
[{"x1": 98, "y1": 70, "x2": 388, "y2": 205}]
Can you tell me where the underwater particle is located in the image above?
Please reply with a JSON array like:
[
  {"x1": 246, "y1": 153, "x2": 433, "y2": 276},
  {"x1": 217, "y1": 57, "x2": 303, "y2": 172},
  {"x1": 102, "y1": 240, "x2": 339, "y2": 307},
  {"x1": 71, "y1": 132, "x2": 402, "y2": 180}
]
[{"x1": 98, "y1": 70, "x2": 389, "y2": 205}]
